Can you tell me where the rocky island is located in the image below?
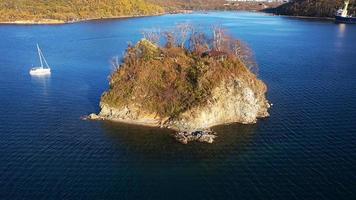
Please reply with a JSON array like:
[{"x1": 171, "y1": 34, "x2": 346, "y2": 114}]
[{"x1": 89, "y1": 26, "x2": 270, "y2": 144}]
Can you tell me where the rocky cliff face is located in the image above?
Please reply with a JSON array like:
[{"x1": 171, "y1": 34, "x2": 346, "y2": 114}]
[
  {"x1": 96, "y1": 77, "x2": 269, "y2": 132},
  {"x1": 169, "y1": 78, "x2": 270, "y2": 131}
]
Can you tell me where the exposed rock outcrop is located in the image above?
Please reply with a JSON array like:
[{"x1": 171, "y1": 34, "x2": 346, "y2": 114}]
[
  {"x1": 175, "y1": 131, "x2": 216, "y2": 144},
  {"x1": 167, "y1": 79, "x2": 270, "y2": 131}
]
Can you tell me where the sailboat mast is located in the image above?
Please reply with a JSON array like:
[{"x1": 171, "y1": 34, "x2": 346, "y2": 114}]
[
  {"x1": 41, "y1": 51, "x2": 50, "y2": 69},
  {"x1": 342, "y1": 0, "x2": 350, "y2": 17},
  {"x1": 37, "y1": 44, "x2": 43, "y2": 68}
]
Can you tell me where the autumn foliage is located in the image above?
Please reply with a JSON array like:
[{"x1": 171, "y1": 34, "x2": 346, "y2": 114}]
[
  {"x1": 0, "y1": 0, "x2": 163, "y2": 22},
  {"x1": 101, "y1": 26, "x2": 264, "y2": 118}
]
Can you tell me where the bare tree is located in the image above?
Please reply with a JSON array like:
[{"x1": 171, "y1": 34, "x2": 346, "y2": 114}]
[
  {"x1": 142, "y1": 29, "x2": 161, "y2": 44},
  {"x1": 176, "y1": 23, "x2": 193, "y2": 48},
  {"x1": 139, "y1": 24, "x2": 258, "y2": 74},
  {"x1": 189, "y1": 31, "x2": 209, "y2": 54},
  {"x1": 164, "y1": 31, "x2": 176, "y2": 48},
  {"x1": 233, "y1": 40, "x2": 257, "y2": 74},
  {"x1": 212, "y1": 26, "x2": 224, "y2": 51},
  {"x1": 111, "y1": 56, "x2": 120, "y2": 71}
]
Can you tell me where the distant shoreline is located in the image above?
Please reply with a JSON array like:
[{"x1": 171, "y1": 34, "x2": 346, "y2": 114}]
[
  {"x1": 269, "y1": 13, "x2": 335, "y2": 21},
  {"x1": 0, "y1": 10, "x2": 336, "y2": 25},
  {"x1": 0, "y1": 12, "x2": 168, "y2": 25},
  {"x1": 0, "y1": 19, "x2": 66, "y2": 25},
  {"x1": 263, "y1": 7, "x2": 337, "y2": 21}
]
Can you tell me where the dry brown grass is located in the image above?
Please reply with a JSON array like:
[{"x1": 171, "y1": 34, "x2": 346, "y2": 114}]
[{"x1": 102, "y1": 26, "x2": 265, "y2": 118}]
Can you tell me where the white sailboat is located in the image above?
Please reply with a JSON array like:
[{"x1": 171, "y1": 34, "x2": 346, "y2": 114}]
[{"x1": 29, "y1": 44, "x2": 51, "y2": 76}]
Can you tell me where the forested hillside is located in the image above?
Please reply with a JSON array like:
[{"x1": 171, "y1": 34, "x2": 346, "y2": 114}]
[
  {"x1": 148, "y1": 0, "x2": 281, "y2": 11},
  {"x1": 0, "y1": 0, "x2": 163, "y2": 22},
  {"x1": 270, "y1": 0, "x2": 356, "y2": 18},
  {"x1": 148, "y1": 0, "x2": 225, "y2": 10}
]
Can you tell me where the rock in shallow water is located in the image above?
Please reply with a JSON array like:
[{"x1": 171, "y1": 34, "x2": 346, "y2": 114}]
[
  {"x1": 174, "y1": 130, "x2": 216, "y2": 144},
  {"x1": 83, "y1": 113, "x2": 103, "y2": 120}
]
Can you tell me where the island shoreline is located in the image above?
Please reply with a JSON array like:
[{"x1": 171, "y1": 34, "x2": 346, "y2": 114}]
[{"x1": 86, "y1": 113, "x2": 266, "y2": 131}]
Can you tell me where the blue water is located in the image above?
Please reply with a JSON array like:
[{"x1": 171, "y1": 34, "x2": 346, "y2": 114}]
[{"x1": 0, "y1": 12, "x2": 355, "y2": 199}]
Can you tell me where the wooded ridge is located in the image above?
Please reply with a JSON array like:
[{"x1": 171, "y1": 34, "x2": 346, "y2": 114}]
[
  {"x1": 0, "y1": 0, "x2": 163, "y2": 22},
  {"x1": 267, "y1": 0, "x2": 356, "y2": 18}
]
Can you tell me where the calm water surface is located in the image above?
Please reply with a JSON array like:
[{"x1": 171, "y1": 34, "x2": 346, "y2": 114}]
[{"x1": 0, "y1": 12, "x2": 355, "y2": 199}]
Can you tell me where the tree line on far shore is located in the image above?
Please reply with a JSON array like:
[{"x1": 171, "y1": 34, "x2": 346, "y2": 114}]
[
  {"x1": 0, "y1": 0, "x2": 163, "y2": 22},
  {"x1": 2, "y1": 0, "x2": 353, "y2": 23},
  {"x1": 148, "y1": 0, "x2": 281, "y2": 11}
]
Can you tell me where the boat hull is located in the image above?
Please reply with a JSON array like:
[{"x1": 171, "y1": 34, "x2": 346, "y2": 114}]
[
  {"x1": 29, "y1": 67, "x2": 51, "y2": 76},
  {"x1": 335, "y1": 15, "x2": 356, "y2": 24}
]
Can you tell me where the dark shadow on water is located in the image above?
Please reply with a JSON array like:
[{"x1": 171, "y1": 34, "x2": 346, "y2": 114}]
[
  {"x1": 101, "y1": 120, "x2": 259, "y2": 162},
  {"x1": 281, "y1": 15, "x2": 335, "y2": 24}
]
